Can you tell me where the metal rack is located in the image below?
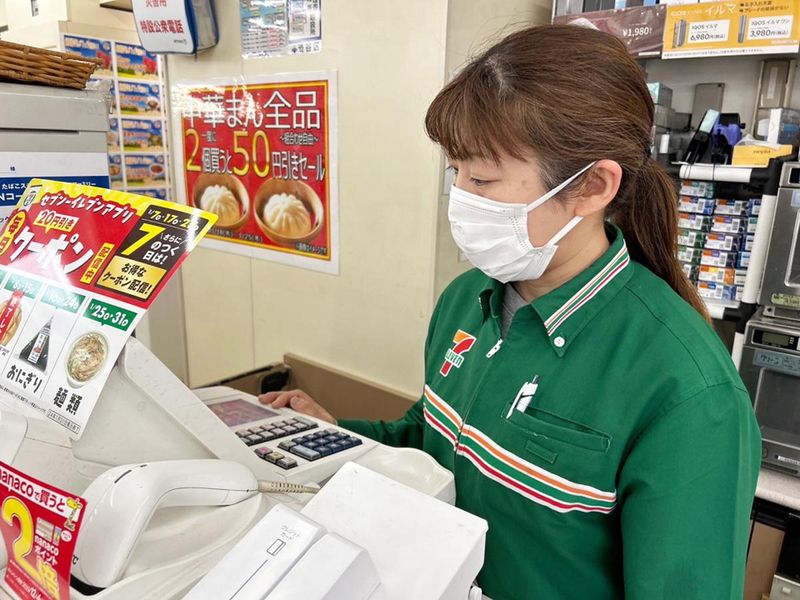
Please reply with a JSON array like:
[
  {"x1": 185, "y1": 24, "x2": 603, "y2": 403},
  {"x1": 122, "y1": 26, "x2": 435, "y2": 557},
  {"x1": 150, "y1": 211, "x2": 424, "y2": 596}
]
[{"x1": 668, "y1": 158, "x2": 792, "y2": 367}]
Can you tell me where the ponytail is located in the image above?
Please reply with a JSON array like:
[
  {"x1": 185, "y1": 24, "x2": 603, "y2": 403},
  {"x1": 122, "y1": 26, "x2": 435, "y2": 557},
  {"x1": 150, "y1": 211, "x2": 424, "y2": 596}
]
[{"x1": 609, "y1": 160, "x2": 711, "y2": 322}]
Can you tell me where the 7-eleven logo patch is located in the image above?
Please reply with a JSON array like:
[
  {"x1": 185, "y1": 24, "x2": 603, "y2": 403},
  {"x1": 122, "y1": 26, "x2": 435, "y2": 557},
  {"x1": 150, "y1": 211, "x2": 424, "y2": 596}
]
[{"x1": 440, "y1": 330, "x2": 476, "y2": 377}]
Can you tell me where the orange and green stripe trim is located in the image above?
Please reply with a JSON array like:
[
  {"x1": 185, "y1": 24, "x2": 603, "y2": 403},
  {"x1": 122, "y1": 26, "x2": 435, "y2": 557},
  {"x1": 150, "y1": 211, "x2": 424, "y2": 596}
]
[
  {"x1": 543, "y1": 243, "x2": 630, "y2": 337},
  {"x1": 423, "y1": 385, "x2": 617, "y2": 514}
]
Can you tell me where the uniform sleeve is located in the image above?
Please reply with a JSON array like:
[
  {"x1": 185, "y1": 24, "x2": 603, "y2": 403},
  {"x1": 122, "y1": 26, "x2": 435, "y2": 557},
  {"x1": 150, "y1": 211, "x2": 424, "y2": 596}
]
[
  {"x1": 336, "y1": 292, "x2": 447, "y2": 449},
  {"x1": 338, "y1": 400, "x2": 425, "y2": 448},
  {"x1": 618, "y1": 383, "x2": 761, "y2": 600}
]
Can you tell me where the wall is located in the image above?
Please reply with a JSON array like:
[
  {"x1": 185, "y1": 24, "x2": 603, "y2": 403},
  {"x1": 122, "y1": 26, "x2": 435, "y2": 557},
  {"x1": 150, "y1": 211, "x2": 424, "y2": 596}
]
[
  {"x1": 1, "y1": 0, "x2": 137, "y2": 47},
  {"x1": 166, "y1": 0, "x2": 449, "y2": 395},
  {"x1": 0, "y1": 1, "x2": 7, "y2": 30}
]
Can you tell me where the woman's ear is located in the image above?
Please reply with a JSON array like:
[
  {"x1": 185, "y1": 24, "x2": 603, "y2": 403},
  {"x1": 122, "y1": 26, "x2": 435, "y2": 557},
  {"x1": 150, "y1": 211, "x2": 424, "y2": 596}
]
[{"x1": 574, "y1": 160, "x2": 622, "y2": 217}]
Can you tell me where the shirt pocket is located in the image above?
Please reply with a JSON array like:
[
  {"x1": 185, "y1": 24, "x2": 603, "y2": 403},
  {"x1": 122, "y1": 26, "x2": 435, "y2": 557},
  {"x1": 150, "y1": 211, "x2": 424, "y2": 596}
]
[{"x1": 500, "y1": 400, "x2": 612, "y2": 457}]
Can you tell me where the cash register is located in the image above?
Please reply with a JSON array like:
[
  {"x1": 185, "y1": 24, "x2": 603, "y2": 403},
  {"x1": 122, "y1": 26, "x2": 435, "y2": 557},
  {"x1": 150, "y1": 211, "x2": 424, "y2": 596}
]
[{"x1": 0, "y1": 338, "x2": 483, "y2": 599}]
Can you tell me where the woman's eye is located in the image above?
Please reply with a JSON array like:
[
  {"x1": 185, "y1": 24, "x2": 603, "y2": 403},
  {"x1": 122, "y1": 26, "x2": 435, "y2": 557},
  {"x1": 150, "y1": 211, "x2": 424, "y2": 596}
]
[{"x1": 471, "y1": 178, "x2": 489, "y2": 187}]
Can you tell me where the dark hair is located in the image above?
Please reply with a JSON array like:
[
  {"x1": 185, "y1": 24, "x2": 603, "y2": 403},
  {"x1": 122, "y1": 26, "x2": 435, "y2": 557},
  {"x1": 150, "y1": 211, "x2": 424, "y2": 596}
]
[{"x1": 425, "y1": 24, "x2": 709, "y2": 320}]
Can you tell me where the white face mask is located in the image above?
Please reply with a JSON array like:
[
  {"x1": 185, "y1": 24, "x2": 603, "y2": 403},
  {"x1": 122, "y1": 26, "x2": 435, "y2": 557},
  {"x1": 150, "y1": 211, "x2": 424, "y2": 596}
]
[{"x1": 448, "y1": 162, "x2": 596, "y2": 283}]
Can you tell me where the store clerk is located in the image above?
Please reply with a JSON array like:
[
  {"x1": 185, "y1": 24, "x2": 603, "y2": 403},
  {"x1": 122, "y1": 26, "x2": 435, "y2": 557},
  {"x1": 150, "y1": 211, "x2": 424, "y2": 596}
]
[{"x1": 261, "y1": 25, "x2": 760, "y2": 600}]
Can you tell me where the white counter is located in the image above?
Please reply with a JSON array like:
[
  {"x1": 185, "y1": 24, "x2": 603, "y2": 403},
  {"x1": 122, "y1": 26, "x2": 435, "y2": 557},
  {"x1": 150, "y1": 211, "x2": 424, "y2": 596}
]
[{"x1": 757, "y1": 467, "x2": 800, "y2": 511}]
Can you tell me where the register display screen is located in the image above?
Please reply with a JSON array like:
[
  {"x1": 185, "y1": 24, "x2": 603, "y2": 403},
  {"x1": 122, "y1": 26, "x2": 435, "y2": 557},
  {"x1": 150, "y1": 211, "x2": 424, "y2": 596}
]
[{"x1": 208, "y1": 399, "x2": 278, "y2": 427}]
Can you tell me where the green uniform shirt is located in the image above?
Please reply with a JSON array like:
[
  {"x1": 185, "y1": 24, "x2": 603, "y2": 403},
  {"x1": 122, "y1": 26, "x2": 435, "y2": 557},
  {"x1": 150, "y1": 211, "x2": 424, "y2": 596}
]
[{"x1": 341, "y1": 226, "x2": 760, "y2": 600}]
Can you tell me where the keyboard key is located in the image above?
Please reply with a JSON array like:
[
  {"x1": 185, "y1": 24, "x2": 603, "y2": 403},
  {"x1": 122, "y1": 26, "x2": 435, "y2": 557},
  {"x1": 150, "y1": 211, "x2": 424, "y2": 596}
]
[
  {"x1": 277, "y1": 457, "x2": 297, "y2": 470},
  {"x1": 283, "y1": 425, "x2": 298, "y2": 434},
  {"x1": 250, "y1": 426, "x2": 266, "y2": 433},
  {"x1": 260, "y1": 431, "x2": 277, "y2": 442},
  {"x1": 237, "y1": 429, "x2": 253, "y2": 437},
  {"x1": 328, "y1": 443, "x2": 343, "y2": 454},
  {"x1": 290, "y1": 446, "x2": 321, "y2": 461},
  {"x1": 265, "y1": 451, "x2": 284, "y2": 464},
  {"x1": 305, "y1": 441, "x2": 320, "y2": 449},
  {"x1": 346, "y1": 436, "x2": 363, "y2": 446},
  {"x1": 245, "y1": 434, "x2": 264, "y2": 446},
  {"x1": 316, "y1": 445, "x2": 332, "y2": 457},
  {"x1": 255, "y1": 447, "x2": 271, "y2": 457},
  {"x1": 295, "y1": 416, "x2": 316, "y2": 427},
  {"x1": 284, "y1": 418, "x2": 299, "y2": 425},
  {"x1": 273, "y1": 420, "x2": 288, "y2": 428},
  {"x1": 271, "y1": 427, "x2": 288, "y2": 437},
  {"x1": 323, "y1": 428, "x2": 339, "y2": 435},
  {"x1": 278, "y1": 440, "x2": 296, "y2": 451}
]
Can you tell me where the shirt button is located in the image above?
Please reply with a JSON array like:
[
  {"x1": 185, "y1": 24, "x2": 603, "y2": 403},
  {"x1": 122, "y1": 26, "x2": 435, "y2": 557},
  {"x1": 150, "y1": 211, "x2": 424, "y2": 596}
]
[{"x1": 553, "y1": 336, "x2": 565, "y2": 348}]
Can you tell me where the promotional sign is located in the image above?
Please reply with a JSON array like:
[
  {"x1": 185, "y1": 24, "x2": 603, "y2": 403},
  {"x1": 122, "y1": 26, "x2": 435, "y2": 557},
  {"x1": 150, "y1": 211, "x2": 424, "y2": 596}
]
[
  {"x1": 118, "y1": 82, "x2": 163, "y2": 116},
  {"x1": 0, "y1": 153, "x2": 109, "y2": 232},
  {"x1": 239, "y1": 0, "x2": 322, "y2": 58},
  {"x1": 0, "y1": 180, "x2": 215, "y2": 438},
  {"x1": 61, "y1": 35, "x2": 170, "y2": 203},
  {"x1": 62, "y1": 36, "x2": 113, "y2": 78},
  {"x1": 114, "y1": 42, "x2": 160, "y2": 81},
  {"x1": 0, "y1": 461, "x2": 85, "y2": 600},
  {"x1": 663, "y1": 0, "x2": 800, "y2": 58},
  {"x1": 173, "y1": 72, "x2": 339, "y2": 274},
  {"x1": 554, "y1": 6, "x2": 667, "y2": 57}
]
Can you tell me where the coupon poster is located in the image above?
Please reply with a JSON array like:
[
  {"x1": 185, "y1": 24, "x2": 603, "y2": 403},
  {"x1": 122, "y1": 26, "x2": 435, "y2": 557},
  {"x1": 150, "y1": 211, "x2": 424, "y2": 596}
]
[
  {"x1": 173, "y1": 72, "x2": 339, "y2": 274},
  {"x1": 0, "y1": 462, "x2": 85, "y2": 600},
  {"x1": 0, "y1": 180, "x2": 215, "y2": 438},
  {"x1": 663, "y1": 0, "x2": 800, "y2": 58}
]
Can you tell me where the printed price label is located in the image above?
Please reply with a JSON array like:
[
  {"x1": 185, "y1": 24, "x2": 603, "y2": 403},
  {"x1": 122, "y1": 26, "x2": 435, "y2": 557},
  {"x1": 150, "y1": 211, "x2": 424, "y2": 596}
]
[
  {"x1": 688, "y1": 20, "x2": 730, "y2": 43},
  {"x1": 748, "y1": 15, "x2": 794, "y2": 40}
]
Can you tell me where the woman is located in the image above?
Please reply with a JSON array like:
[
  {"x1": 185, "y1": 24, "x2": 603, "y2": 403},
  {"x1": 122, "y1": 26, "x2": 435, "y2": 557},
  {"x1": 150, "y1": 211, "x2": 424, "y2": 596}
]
[{"x1": 262, "y1": 25, "x2": 760, "y2": 599}]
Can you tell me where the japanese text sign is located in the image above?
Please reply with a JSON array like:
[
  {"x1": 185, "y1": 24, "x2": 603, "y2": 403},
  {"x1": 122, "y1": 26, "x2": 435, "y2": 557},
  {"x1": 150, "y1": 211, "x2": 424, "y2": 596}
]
[
  {"x1": 663, "y1": 0, "x2": 800, "y2": 57},
  {"x1": 0, "y1": 180, "x2": 215, "y2": 438},
  {"x1": 173, "y1": 72, "x2": 339, "y2": 274},
  {"x1": 0, "y1": 461, "x2": 85, "y2": 600},
  {"x1": 132, "y1": 0, "x2": 194, "y2": 54}
]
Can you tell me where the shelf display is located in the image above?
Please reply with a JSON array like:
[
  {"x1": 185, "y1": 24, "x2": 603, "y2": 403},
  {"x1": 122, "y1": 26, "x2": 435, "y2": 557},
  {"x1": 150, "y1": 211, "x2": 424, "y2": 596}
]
[{"x1": 61, "y1": 35, "x2": 170, "y2": 203}]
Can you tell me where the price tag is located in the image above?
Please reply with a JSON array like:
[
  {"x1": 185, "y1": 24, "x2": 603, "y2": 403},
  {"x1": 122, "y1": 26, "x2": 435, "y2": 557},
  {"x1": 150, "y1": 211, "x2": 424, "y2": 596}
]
[
  {"x1": 688, "y1": 20, "x2": 730, "y2": 44},
  {"x1": 748, "y1": 15, "x2": 794, "y2": 40},
  {"x1": 0, "y1": 461, "x2": 85, "y2": 600}
]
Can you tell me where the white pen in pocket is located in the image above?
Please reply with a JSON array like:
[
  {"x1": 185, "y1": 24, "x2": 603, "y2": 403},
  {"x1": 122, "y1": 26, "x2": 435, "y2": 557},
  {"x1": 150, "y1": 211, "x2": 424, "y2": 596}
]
[
  {"x1": 517, "y1": 376, "x2": 539, "y2": 414},
  {"x1": 506, "y1": 375, "x2": 539, "y2": 418}
]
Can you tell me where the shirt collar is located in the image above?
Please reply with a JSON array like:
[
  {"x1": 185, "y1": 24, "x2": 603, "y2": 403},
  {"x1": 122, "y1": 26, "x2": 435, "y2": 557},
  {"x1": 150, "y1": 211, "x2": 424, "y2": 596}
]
[{"x1": 478, "y1": 224, "x2": 632, "y2": 357}]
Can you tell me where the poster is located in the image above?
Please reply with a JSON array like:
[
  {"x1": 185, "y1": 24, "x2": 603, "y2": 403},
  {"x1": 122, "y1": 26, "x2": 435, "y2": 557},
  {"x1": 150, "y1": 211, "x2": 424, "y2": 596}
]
[
  {"x1": 173, "y1": 72, "x2": 339, "y2": 274},
  {"x1": 62, "y1": 36, "x2": 113, "y2": 78},
  {"x1": 662, "y1": 0, "x2": 800, "y2": 58},
  {"x1": 553, "y1": 6, "x2": 667, "y2": 57},
  {"x1": 61, "y1": 35, "x2": 170, "y2": 204},
  {"x1": 0, "y1": 461, "x2": 85, "y2": 600},
  {"x1": 240, "y1": 0, "x2": 322, "y2": 58},
  {"x1": 0, "y1": 153, "x2": 109, "y2": 232},
  {"x1": 0, "y1": 179, "x2": 214, "y2": 438}
]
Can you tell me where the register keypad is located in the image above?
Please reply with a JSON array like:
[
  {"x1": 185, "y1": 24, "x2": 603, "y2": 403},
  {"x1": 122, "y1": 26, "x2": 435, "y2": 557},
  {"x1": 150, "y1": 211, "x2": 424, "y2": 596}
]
[
  {"x1": 287, "y1": 428, "x2": 362, "y2": 462},
  {"x1": 243, "y1": 418, "x2": 362, "y2": 470},
  {"x1": 236, "y1": 416, "x2": 318, "y2": 447}
]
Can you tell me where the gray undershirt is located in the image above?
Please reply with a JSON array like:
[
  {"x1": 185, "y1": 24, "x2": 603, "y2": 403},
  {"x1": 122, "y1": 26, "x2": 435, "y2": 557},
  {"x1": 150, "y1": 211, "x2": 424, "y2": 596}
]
[{"x1": 501, "y1": 283, "x2": 529, "y2": 338}]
